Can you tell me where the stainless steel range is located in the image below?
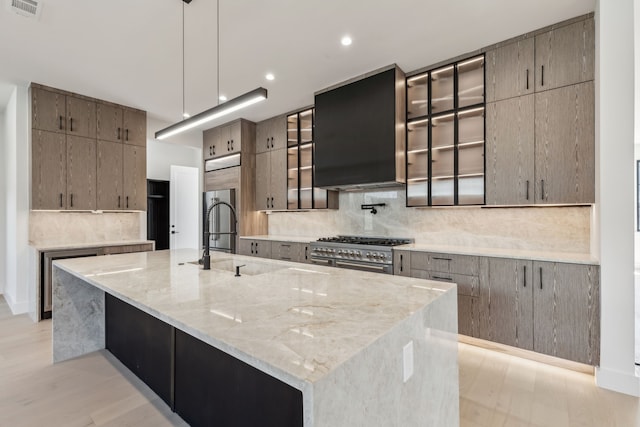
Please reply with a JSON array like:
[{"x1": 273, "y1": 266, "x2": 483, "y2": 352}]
[{"x1": 310, "y1": 236, "x2": 413, "y2": 274}]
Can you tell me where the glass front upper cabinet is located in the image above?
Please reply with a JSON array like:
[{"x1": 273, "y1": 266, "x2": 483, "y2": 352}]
[
  {"x1": 405, "y1": 54, "x2": 485, "y2": 207},
  {"x1": 287, "y1": 108, "x2": 334, "y2": 210}
]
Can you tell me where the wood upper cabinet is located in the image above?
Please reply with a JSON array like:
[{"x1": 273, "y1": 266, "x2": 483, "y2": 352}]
[
  {"x1": 478, "y1": 257, "x2": 533, "y2": 350},
  {"x1": 203, "y1": 121, "x2": 242, "y2": 159},
  {"x1": 256, "y1": 115, "x2": 286, "y2": 154},
  {"x1": 96, "y1": 102, "x2": 124, "y2": 143},
  {"x1": 66, "y1": 96, "x2": 96, "y2": 138},
  {"x1": 534, "y1": 81, "x2": 594, "y2": 204},
  {"x1": 203, "y1": 127, "x2": 219, "y2": 160},
  {"x1": 535, "y1": 18, "x2": 595, "y2": 92},
  {"x1": 123, "y1": 145, "x2": 147, "y2": 210},
  {"x1": 97, "y1": 140, "x2": 124, "y2": 210},
  {"x1": 66, "y1": 136, "x2": 97, "y2": 210},
  {"x1": 32, "y1": 130, "x2": 66, "y2": 209},
  {"x1": 485, "y1": 38, "x2": 535, "y2": 103},
  {"x1": 485, "y1": 95, "x2": 535, "y2": 205},
  {"x1": 533, "y1": 261, "x2": 600, "y2": 365},
  {"x1": 32, "y1": 87, "x2": 66, "y2": 134},
  {"x1": 255, "y1": 148, "x2": 286, "y2": 210},
  {"x1": 122, "y1": 109, "x2": 147, "y2": 146}
]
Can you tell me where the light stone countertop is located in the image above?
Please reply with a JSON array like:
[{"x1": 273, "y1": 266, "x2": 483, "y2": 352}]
[
  {"x1": 31, "y1": 240, "x2": 155, "y2": 252},
  {"x1": 53, "y1": 248, "x2": 455, "y2": 386},
  {"x1": 396, "y1": 243, "x2": 599, "y2": 265}
]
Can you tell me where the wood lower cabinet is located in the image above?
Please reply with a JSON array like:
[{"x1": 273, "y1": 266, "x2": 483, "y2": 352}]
[
  {"x1": 478, "y1": 257, "x2": 534, "y2": 350},
  {"x1": 123, "y1": 145, "x2": 147, "y2": 210},
  {"x1": 238, "y1": 239, "x2": 272, "y2": 258},
  {"x1": 534, "y1": 81, "x2": 594, "y2": 204},
  {"x1": 271, "y1": 241, "x2": 303, "y2": 262},
  {"x1": 458, "y1": 294, "x2": 480, "y2": 338},
  {"x1": 32, "y1": 130, "x2": 67, "y2": 210},
  {"x1": 533, "y1": 261, "x2": 600, "y2": 365},
  {"x1": 485, "y1": 95, "x2": 535, "y2": 205},
  {"x1": 66, "y1": 136, "x2": 97, "y2": 210},
  {"x1": 393, "y1": 250, "x2": 411, "y2": 277}
]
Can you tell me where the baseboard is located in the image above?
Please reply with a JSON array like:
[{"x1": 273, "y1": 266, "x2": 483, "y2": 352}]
[
  {"x1": 3, "y1": 292, "x2": 29, "y2": 315},
  {"x1": 595, "y1": 367, "x2": 640, "y2": 397}
]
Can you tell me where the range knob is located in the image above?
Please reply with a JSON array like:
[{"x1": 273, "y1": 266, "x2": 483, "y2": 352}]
[
  {"x1": 337, "y1": 250, "x2": 344, "y2": 256},
  {"x1": 348, "y1": 250, "x2": 354, "y2": 257},
  {"x1": 355, "y1": 251, "x2": 361, "y2": 258},
  {"x1": 365, "y1": 252, "x2": 371, "y2": 258}
]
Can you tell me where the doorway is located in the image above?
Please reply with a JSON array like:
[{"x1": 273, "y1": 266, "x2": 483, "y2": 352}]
[
  {"x1": 170, "y1": 165, "x2": 200, "y2": 250},
  {"x1": 147, "y1": 180, "x2": 170, "y2": 250}
]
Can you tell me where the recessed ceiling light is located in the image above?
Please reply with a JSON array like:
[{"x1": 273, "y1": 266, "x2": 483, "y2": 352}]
[
  {"x1": 265, "y1": 73, "x2": 275, "y2": 81},
  {"x1": 219, "y1": 95, "x2": 227, "y2": 102},
  {"x1": 183, "y1": 112, "x2": 190, "y2": 119},
  {"x1": 341, "y1": 36, "x2": 352, "y2": 46}
]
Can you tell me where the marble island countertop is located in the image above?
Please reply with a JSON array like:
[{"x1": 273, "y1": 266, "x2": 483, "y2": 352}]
[
  {"x1": 30, "y1": 239, "x2": 155, "y2": 252},
  {"x1": 53, "y1": 249, "x2": 455, "y2": 386}
]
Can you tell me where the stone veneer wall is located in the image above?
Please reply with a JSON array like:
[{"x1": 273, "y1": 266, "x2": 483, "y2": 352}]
[
  {"x1": 268, "y1": 189, "x2": 591, "y2": 254},
  {"x1": 29, "y1": 211, "x2": 145, "y2": 247}
]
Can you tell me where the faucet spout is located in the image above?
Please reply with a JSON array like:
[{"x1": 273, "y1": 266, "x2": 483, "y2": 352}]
[{"x1": 202, "y1": 201, "x2": 238, "y2": 270}]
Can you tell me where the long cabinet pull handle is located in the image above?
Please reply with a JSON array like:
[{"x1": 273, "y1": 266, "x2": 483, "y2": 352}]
[
  {"x1": 400, "y1": 254, "x2": 404, "y2": 272},
  {"x1": 271, "y1": 137, "x2": 274, "y2": 148},
  {"x1": 59, "y1": 193, "x2": 63, "y2": 208},
  {"x1": 209, "y1": 146, "x2": 212, "y2": 156},
  {"x1": 59, "y1": 116, "x2": 63, "y2": 130},
  {"x1": 266, "y1": 197, "x2": 269, "y2": 209},
  {"x1": 251, "y1": 242, "x2": 254, "y2": 254},
  {"x1": 305, "y1": 246, "x2": 308, "y2": 260},
  {"x1": 70, "y1": 117, "x2": 74, "y2": 132},
  {"x1": 267, "y1": 138, "x2": 270, "y2": 149},
  {"x1": 230, "y1": 139, "x2": 234, "y2": 150},
  {"x1": 271, "y1": 197, "x2": 274, "y2": 208},
  {"x1": 255, "y1": 242, "x2": 258, "y2": 253},
  {"x1": 227, "y1": 140, "x2": 230, "y2": 151},
  {"x1": 539, "y1": 267, "x2": 543, "y2": 289},
  {"x1": 432, "y1": 275, "x2": 453, "y2": 281},
  {"x1": 526, "y1": 180, "x2": 530, "y2": 200},
  {"x1": 117, "y1": 127, "x2": 121, "y2": 140},
  {"x1": 70, "y1": 193, "x2": 74, "y2": 208},
  {"x1": 118, "y1": 195, "x2": 121, "y2": 208},
  {"x1": 523, "y1": 265, "x2": 527, "y2": 287},
  {"x1": 541, "y1": 65, "x2": 545, "y2": 87},
  {"x1": 126, "y1": 129, "x2": 129, "y2": 141},
  {"x1": 526, "y1": 69, "x2": 529, "y2": 90},
  {"x1": 433, "y1": 257, "x2": 452, "y2": 261},
  {"x1": 541, "y1": 180, "x2": 545, "y2": 200},
  {"x1": 126, "y1": 196, "x2": 129, "y2": 209}
]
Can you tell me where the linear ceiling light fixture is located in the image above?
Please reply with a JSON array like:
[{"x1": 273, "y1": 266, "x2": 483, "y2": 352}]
[{"x1": 155, "y1": 0, "x2": 267, "y2": 141}]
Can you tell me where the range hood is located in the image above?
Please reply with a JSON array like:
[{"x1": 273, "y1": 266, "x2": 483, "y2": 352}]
[{"x1": 314, "y1": 64, "x2": 406, "y2": 190}]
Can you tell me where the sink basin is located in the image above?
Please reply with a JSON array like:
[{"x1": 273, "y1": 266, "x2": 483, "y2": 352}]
[{"x1": 187, "y1": 259, "x2": 284, "y2": 276}]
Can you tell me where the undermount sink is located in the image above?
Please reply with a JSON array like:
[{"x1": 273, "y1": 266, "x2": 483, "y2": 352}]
[{"x1": 188, "y1": 258, "x2": 284, "y2": 276}]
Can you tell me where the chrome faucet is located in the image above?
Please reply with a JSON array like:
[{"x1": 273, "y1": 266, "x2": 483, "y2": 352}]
[{"x1": 202, "y1": 200, "x2": 238, "y2": 270}]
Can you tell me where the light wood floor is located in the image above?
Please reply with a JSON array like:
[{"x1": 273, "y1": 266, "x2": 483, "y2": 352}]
[{"x1": 1, "y1": 297, "x2": 639, "y2": 427}]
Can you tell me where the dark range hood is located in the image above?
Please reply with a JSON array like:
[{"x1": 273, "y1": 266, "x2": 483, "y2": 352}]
[{"x1": 314, "y1": 65, "x2": 406, "y2": 190}]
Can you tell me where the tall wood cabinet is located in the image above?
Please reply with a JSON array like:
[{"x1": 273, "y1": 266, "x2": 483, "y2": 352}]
[
  {"x1": 31, "y1": 83, "x2": 147, "y2": 211},
  {"x1": 485, "y1": 16, "x2": 595, "y2": 205},
  {"x1": 255, "y1": 115, "x2": 287, "y2": 210}
]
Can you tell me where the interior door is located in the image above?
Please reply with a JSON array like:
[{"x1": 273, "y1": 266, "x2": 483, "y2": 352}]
[{"x1": 170, "y1": 165, "x2": 199, "y2": 249}]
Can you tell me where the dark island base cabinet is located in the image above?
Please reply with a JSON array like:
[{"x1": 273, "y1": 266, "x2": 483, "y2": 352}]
[
  {"x1": 105, "y1": 294, "x2": 173, "y2": 406},
  {"x1": 105, "y1": 294, "x2": 303, "y2": 427},
  {"x1": 175, "y1": 330, "x2": 303, "y2": 427}
]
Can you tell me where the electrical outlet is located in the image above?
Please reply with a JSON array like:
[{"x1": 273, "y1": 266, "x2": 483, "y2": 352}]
[{"x1": 403, "y1": 340, "x2": 414, "y2": 383}]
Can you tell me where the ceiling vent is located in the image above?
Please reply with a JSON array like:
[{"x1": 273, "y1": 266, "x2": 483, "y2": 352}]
[{"x1": 7, "y1": 0, "x2": 42, "y2": 19}]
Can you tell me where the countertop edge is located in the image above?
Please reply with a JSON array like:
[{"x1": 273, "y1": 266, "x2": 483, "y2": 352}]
[{"x1": 31, "y1": 240, "x2": 155, "y2": 252}]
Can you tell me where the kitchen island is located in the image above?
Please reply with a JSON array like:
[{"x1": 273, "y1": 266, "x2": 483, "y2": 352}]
[{"x1": 52, "y1": 249, "x2": 459, "y2": 427}]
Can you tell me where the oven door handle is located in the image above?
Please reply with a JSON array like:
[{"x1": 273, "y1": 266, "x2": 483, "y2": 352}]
[
  {"x1": 335, "y1": 261, "x2": 386, "y2": 272},
  {"x1": 310, "y1": 258, "x2": 333, "y2": 266}
]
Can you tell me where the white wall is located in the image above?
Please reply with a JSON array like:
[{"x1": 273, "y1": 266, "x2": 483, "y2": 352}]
[
  {"x1": 0, "y1": 109, "x2": 5, "y2": 295},
  {"x1": 3, "y1": 85, "x2": 29, "y2": 314},
  {"x1": 595, "y1": 0, "x2": 640, "y2": 396}
]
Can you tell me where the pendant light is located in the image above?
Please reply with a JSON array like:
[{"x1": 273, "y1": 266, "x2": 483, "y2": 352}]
[{"x1": 155, "y1": 0, "x2": 267, "y2": 141}]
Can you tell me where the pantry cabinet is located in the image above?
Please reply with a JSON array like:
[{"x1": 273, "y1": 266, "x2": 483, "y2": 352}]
[
  {"x1": 32, "y1": 130, "x2": 67, "y2": 210},
  {"x1": 485, "y1": 38, "x2": 535, "y2": 103},
  {"x1": 66, "y1": 136, "x2": 97, "y2": 210}
]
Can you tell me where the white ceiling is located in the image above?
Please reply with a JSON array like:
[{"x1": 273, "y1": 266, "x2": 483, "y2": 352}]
[{"x1": 0, "y1": 0, "x2": 595, "y2": 134}]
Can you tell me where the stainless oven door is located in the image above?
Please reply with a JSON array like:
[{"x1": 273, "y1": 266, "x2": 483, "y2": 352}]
[{"x1": 334, "y1": 260, "x2": 392, "y2": 274}]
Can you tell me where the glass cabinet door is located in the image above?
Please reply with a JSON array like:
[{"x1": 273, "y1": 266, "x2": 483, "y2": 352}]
[
  {"x1": 287, "y1": 114, "x2": 299, "y2": 209},
  {"x1": 405, "y1": 54, "x2": 485, "y2": 207},
  {"x1": 407, "y1": 73, "x2": 429, "y2": 119}
]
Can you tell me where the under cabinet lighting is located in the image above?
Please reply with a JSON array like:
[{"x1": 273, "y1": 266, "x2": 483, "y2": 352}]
[
  {"x1": 408, "y1": 118, "x2": 429, "y2": 126},
  {"x1": 155, "y1": 87, "x2": 267, "y2": 140},
  {"x1": 457, "y1": 56, "x2": 485, "y2": 68},
  {"x1": 431, "y1": 65, "x2": 454, "y2": 77},
  {"x1": 458, "y1": 107, "x2": 485, "y2": 117},
  {"x1": 407, "y1": 73, "x2": 428, "y2": 83}
]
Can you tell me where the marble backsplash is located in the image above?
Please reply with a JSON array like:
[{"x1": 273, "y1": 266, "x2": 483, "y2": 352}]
[
  {"x1": 29, "y1": 211, "x2": 145, "y2": 247},
  {"x1": 268, "y1": 189, "x2": 591, "y2": 254}
]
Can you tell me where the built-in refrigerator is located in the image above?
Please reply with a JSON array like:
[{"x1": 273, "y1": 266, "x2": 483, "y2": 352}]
[{"x1": 203, "y1": 189, "x2": 236, "y2": 254}]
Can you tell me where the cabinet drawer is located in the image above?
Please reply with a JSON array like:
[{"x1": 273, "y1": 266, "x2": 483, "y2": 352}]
[
  {"x1": 271, "y1": 241, "x2": 302, "y2": 262},
  {"x1": 429, "y1": 253, "x2": 479, "y2": 275},
  {"x1": 238, "y1": 239, "x2": 272, "y2": 258},
  {"x1": 428, "y1": 272, "x2": 478, "y2": 297}
]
